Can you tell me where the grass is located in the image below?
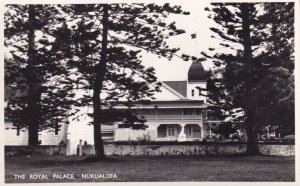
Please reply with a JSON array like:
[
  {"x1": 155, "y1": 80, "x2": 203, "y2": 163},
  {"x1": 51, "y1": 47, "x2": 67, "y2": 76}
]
[{"x1": 5, "y1": 155, "x2": 295, "y2": 183}]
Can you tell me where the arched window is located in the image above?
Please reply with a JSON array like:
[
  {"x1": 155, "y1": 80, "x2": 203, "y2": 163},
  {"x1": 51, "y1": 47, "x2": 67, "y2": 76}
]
[{"x1": 191, "y1": 89, "x2": 194, "y2": 96}]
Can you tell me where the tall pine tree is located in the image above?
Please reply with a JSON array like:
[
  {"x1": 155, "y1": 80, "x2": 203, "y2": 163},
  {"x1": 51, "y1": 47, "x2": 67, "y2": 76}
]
[
  {"x1": 205, "y1": 2, "x2": 294, "y2": 155},
  {"x1": 56, "y1": 3, "x2": 191, "y2": 160},
  {"x1": 5, "y1": 5, "x2": 75, "y2": 146}
]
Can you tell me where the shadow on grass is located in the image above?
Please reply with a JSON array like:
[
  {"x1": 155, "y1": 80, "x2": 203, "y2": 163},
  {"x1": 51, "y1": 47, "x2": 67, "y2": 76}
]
[{"x1": 8, "y1": 155, "x2": 124, "y2": 168}]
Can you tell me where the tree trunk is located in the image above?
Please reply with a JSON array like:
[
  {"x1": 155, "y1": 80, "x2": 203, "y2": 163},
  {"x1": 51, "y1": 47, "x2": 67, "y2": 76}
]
[
  {"x1": 27, "y1": 5, "x2": 40, "y2": 147},
  {"x1": 245, "y1": 115, "x2": 260, "y2": 155},
  {"x1": 92, "y1": 4, "x2": 109, "y2": 160},
  {"x1": 269, "y1": 5, "x2": 280, "y2": 55},
  {"x1": 28, "y1": 119, "x2": 39, "y2": 146},
  {"x1": 240, "y1": 4, "x2": 261, "y2": 155},
  {"x1": 240, "y1": 3, "x2": 252, "y2": 64}
]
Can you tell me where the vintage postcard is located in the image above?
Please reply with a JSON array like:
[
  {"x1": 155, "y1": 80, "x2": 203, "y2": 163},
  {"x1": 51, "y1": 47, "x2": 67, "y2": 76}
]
[{"x1": 1, "y1": 0, "x2": 299, "y2": 185}]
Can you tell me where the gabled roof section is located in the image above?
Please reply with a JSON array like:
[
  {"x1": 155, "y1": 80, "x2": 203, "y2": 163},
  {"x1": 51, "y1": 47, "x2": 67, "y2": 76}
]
[
  {"x1": 158, "y1": 81, "x2": 187, "y2": 100},
  {"x1": 163, "y1": 81, "x2": 187, "y2": 97}
]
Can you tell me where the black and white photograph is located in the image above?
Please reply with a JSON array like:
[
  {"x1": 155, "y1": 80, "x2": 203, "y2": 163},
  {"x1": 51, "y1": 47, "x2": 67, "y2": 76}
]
[{"x1": 2, "y1": 0, "x2": 298, "y2": 184}]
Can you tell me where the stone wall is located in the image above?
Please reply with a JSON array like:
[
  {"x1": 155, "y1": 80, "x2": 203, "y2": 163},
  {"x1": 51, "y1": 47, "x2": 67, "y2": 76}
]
[
  {"x1": 5, "y1": 145, "x2": 66, "y2": 156},
  {"x1": 101, "y1": 144, "x2": 245, "y2": 156},
  {"x1": 81, "y1": 143, "x2": 294, "y2": 156},
  {"x1": 5, "y1": 144, "x2": 294, "y2": 156},
  {"x1": 259, "y1": 144, "x2": 295, "y2": 156}
]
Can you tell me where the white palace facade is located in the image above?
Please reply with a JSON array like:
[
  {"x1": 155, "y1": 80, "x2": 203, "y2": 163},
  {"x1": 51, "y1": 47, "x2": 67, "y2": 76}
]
[
  {"x1": 5, "y1": 60, "x2": 216, "y2": 155},
  {"x1": 114, "y1": 60, "x2": 209, "y2": 142}
]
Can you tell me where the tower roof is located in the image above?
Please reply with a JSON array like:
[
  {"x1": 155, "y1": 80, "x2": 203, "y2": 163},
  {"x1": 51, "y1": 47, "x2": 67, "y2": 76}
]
[{"x1": 188, "y1": 60, "x2": 206, "y2": 82}]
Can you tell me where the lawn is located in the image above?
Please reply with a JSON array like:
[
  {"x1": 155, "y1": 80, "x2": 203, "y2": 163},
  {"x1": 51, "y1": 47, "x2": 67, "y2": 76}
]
[{"x1": 5, "y1": 155, "x2": 295, "y2": 183}]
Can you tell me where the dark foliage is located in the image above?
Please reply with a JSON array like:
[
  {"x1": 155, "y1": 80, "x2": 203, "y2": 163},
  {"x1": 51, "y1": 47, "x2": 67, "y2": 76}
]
[
  {"x1": 4, "y1": 5, "x2": 76, "y2": 146},
  {"x1": 204, "y1": 3, "x2": 294, "y2": 155}
]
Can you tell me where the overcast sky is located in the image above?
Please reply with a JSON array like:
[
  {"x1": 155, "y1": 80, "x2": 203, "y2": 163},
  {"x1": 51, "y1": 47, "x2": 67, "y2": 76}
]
[{"x1": 141, "y1": 2, "x2": 220, "y2": 81}]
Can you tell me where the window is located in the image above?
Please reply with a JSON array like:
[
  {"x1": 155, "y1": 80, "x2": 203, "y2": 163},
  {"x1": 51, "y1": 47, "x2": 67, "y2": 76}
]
[
  {"x1": 183, "y1": 109, "x2": 194, "y2": 115},
  {"x1": 183, "y1": 109, "x2": 188, "y2": 115},
  {"x1": 102, "y1": 132, "x2": 114, "y2": 137},
  {"x1": 196, "y1": 109, "x2": 201, "y2": 115},
  {"x1": 191, "y1": 89, "x2": 194, "y2": 96},
  {"x1": 101, "y1": 132, "x2": 114, "y2": 142},
  {"x1": 167, "y1": 126, "x2": 176, "y2": 137}
]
